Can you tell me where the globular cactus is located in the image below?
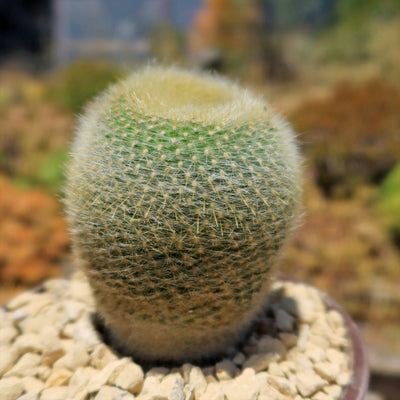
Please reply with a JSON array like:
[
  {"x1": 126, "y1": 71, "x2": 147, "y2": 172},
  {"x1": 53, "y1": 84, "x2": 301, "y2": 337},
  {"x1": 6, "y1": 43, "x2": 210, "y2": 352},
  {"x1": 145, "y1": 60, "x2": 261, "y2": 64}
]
[{"x1": 64, "y1": 66, "x2": 303, "y2": 363}]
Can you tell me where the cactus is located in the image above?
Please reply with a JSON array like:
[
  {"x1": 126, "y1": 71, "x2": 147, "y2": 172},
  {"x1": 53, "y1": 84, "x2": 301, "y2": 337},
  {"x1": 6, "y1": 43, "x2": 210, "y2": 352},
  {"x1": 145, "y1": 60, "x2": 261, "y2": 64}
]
[{"x1": 64, "y1": 66, "x2": 303, "y2": 363}]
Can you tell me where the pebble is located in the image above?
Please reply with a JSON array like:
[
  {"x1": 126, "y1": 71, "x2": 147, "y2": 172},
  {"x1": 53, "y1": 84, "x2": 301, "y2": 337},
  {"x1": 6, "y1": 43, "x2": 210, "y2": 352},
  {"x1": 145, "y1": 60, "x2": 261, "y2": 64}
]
[
  {"x1": 16, "y1": 393, "x2": 39, "y2": 400},
  {"x1": 188, "y1": 366, "x2": 207, "y2": 399},
  {"x1": 314, "y1": 362, "x2": 341, "y2": 382},
  {"x1": 0, "y1": 326, "x2": 18, "y2": 344},
  {"x1": 267, "y1": 374, "x2": 297, "y2": 396},
  {"x1": 296, "y1": 371, "x2": 328, "y2": 397},
  {"x1": 40, "y1": 386, "x2": 70, "y2": 400},
  {"x1": 0, "y1": 347, "x2": 18, "y2": 376},
  {"x1": 22, "y1": 376, "x2": 45, "y2": 393},
  {"x1": 198, "y1": 382, "x2": 225, "y2": 400},
  {"x1": 44, "y1": 368, "x2": 73, "y2": 387},
  {"x1": 112, "y1": 361, "x2": 144, "y2": 394},
  {"x1": 323, "y1": 384, "x2": 343, "y2": 399},
  {"x1": 4, "y1": 353, "x2": 42, "y2": 377},
  {"x1": 90, "y1": 344, "x2": 119, "y2": 369},
  {"x1": 86, "y1": 358, "x2": 129, "y2": 393},
  {"x1": 243, "y1": 352, "x2": 280, "y2": 372},
  {"x1": 275, "y1": 309, "x2": 295, "y2": 331},
  {"x1": 0, "y1": 376, "x2": 24, "y2": 400},
  {"x1": 0, "y1": 278, "x2": 353, "y2": 400},
  {"x1": 160, "y1": 373, "x2": 184, "y2": 399},
  {"x1": 95, "y1": 385, "x2": 135, "y2": 400},
  {"x1": 215, "y1": 359, "x2": 237, "y2": 380},
  {"x1": 52, "y1": 343, "x2": 89, "y2": 370},
  {"x1": 222, "y1": 368, "x2": 259, "y2": 400}
]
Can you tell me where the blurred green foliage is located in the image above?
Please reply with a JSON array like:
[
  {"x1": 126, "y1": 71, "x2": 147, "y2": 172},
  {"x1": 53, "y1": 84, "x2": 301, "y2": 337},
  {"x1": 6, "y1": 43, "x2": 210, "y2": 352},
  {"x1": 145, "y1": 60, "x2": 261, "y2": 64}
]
[
  {"x1": 36, "y1": 150, "x2": 69, "y2": 193},
  {"x1": 378, "y1": 163, "x2": 400, "y2": 246},
  {"x1": 47, "y1": 60, "x2": 123, "y2": 114}
]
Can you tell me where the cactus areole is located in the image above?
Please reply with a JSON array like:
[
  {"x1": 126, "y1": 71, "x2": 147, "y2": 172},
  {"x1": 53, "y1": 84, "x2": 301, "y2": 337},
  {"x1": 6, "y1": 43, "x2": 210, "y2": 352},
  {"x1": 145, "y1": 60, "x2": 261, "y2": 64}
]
[{"x1": 65, "y1": 67, "x2": 303, "y2": 363}]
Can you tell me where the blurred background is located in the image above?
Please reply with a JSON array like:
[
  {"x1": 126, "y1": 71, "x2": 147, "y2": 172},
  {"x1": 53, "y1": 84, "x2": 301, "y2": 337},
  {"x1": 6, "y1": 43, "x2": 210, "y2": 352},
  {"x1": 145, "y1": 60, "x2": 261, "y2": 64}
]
[{"x1": 0, "y1": 0, "x2": 399, "y2": 397}]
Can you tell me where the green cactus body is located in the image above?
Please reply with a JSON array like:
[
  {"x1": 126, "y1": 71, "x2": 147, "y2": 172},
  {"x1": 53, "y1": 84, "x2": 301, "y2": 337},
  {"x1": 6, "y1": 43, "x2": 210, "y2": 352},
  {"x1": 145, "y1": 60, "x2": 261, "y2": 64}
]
[{"x1": 65, "y1": 66, "x2": 302, "y2": 363}]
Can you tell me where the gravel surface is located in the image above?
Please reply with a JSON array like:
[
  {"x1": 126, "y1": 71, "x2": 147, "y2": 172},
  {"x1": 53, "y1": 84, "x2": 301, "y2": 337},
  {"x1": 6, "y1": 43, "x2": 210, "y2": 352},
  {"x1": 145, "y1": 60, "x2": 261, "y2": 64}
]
[{"x1": 0, "y1": 273, "x2": 352, "y2": 400}]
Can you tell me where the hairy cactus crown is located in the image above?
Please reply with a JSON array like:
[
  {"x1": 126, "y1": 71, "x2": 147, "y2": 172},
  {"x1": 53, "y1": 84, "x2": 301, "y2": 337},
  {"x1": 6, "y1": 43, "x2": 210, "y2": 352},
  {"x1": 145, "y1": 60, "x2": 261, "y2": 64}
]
[{"x1": 65, "y1": 66, "x2": 303, "y2": 362}]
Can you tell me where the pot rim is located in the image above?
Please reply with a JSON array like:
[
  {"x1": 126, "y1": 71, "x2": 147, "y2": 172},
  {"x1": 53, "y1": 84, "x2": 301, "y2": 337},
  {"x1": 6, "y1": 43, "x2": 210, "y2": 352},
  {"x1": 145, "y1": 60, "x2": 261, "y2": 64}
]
[{"x1": 278, "y1": 273, "x2": 370, "y2": 400}]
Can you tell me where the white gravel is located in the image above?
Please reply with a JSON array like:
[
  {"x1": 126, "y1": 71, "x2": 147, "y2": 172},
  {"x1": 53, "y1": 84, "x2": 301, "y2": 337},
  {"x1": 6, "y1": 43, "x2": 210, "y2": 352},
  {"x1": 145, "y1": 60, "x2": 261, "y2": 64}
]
[{"x1": 0, "y1": 274, "x2": 353, "y2": 400}]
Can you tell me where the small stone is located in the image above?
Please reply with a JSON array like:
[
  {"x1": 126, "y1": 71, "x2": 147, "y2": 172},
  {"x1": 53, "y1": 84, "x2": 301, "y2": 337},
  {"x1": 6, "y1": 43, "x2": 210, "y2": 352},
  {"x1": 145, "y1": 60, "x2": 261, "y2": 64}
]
[
  {"x1": 275, "y1": 309, "x2": 294, "y2": 331},
  {"x1": 314, "y1": 362, "x2": 341, "y2": 382},
  {"x1": 258, "y1": 378, "x2": 282, "y2": 400},
  {"x1": 90, "y1": 344, "x2": 119, "y2": 369},
  {"x1": 53, "y1": 343, "x2": 90, "y2": 370},
  {"x1": 112, "y1": 361, "x2": 144, "y2": 394},
  {"x1": 87, "y1": 358, "x2": 130, "y2": 393},
  {"x1": 45, "y1": 368, "x2": 73, "y2": 387},
  {"x1": 0, "y1": 377, "x2": 24, "y2": 400},
  {"x1": 136, "y1": 393, "x2": 168, "y2": 400},
  {"x1": 279, "y1": 361, "x2": 296, "y2": 377},
  {"x1": 95, "y1": 385, "x2": 135, "y2": 400},
  {"x1": 4, "y1": 353, "x2": 41, "y2": 377},
  {"x1": 41, "y1": 336, "x2": 65, "y2": 367},
  {"x1": 222, "y1": 368, "x2": 259, "y2": 400},
  {"x1": 146, "y1": 367, "x2": 170, "y2": 379},
  {"x1": 267, "y1": 375, "x2": 296, "y2": 396},
  {"x1": 198, "y1": 382, "x2": 225, "y2": 400},
  {"x1": 33, "y1": 365, "x2": 52, "y2": 381},
  {"x1": 160, "y1": 373, "x2": 184, "y2": 400},
  {"x1": 243, "y1": 352, "x2": 280, "y2": 372},
  {"x1": 22, "y1": 376, "x2": 45, "y2": 393},
  {"x1": 61, "y1": 323, "x2": 74, "y2": 338},
  {"x1": 297, "y1": 325, "x2": 311, "y2": 352},
  {"x1": 215, "y1": 359, "x2": 237, "y2": 380},
  {"x1": 188, "y1": 366, "x2": 207, "y2": 399},
  {"x1": 0, "y1": 326, "x2": 18, "y2": 344},
  {"x1": 305, "y1": 343, "x2": 326, "y2": 364},
  {"x1": 309, "y1": 334, "x2": 330, "y2": 350},
  {"x1": 326, "y1": 348, "x2": 347, "y2": 368},
  {"x1": 312, "y1": 392, "x2": 331, "y2": 400},
  {"x1": 63, "y1": 300, "x2": 86, "y2": 322},
  {"x1": 279, "y1": 333, "x2": 297, "y2": 348},
  {"x1": 6, "y1": 291, "x2": 36, "y2": 310},
  {"x1": 40, "y1": 386, "x2": 70, "y2": 400},
  {"x1": 69, "y1": 280, "x2": 94, "y2": 306},
  {"x1": 326, "y1": 310, "x2": 344, "y2": 331},
  {"x1": 296, "y1": 371, "x2": 328, "y2": 397},
  {"x1": 257, "y1": 337, "x2": 287, "y2": 358},
  {"x1": 16, "y1": 393, "x2": 39, "y2": 400},
  {"x1": 0, "y1": 347, "x2": 18, "y2": 376},
  {"x1": 323, "y1": 384, "x2": 343, "y2": 399},
  {"x1": 336, "y1": 372, "x2": 352, "y2": 386},
  {"x1": 268, "y1": 362, "x2": 285, "y2": 377},
  {"x1": 68, "y1": 366, "x2": 98, "y2": 397},
  {"x1": 73, "y1": 315, "x2": 101, "y2": 347},
  {"x1": 287, "y1": 348, "x2": 313, "y2": 371},
  {"x1": 13, "y1": 333, "x2": 44, "y2": 355},
  {"x1": 232, "y1": 352, "x2": 245, "y2": 366},
  {"x1": 141, "y1": 376, "x2": 162, "y2": 394}
]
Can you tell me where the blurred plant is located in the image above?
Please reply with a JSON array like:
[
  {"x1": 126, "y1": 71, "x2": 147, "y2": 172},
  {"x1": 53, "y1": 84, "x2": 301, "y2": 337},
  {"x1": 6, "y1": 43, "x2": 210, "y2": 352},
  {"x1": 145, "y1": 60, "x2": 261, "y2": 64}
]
[
  {"x1": 290, "y1": 78, "x2": 400, "y2": 197},
  {"x1": 377, "y1": 163, "x2": 400, "y2": 247},
  {"x1": 0, "y1": 176, "x2": 69, "y2": 284},
  {"x1": 190, "y1": 0, "x2": 292, "y2": 82},
  {"x1": 0, "y1": 101, "x2": 72, "y2": 192},
  {"x1": 282, "y1": 181, "x2": 400, "y2": 326},
  {"x1": 47, "y1": 60, "x2": 123, "y2": 114}
]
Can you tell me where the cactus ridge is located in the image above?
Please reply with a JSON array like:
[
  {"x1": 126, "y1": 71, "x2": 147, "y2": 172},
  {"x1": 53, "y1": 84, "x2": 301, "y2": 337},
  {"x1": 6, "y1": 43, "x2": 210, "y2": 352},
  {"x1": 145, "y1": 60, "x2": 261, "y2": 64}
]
[{"x1": 65, "y1": 67, "x2": 302, "y2": 362}]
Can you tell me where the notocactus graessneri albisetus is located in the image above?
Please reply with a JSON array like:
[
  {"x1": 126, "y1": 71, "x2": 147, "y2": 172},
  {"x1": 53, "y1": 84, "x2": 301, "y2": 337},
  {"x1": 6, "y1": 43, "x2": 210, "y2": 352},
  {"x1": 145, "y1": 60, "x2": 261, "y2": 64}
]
[{"x1": 65, "y1": 66, "x2": 303, "y2": 363}]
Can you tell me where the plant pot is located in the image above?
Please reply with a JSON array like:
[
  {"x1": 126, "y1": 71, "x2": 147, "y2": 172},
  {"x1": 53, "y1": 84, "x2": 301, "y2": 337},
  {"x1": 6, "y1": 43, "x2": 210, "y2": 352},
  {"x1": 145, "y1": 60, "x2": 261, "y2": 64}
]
[{"x1": 0, "y1": 274, "x2": 369, "y2": 400}]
